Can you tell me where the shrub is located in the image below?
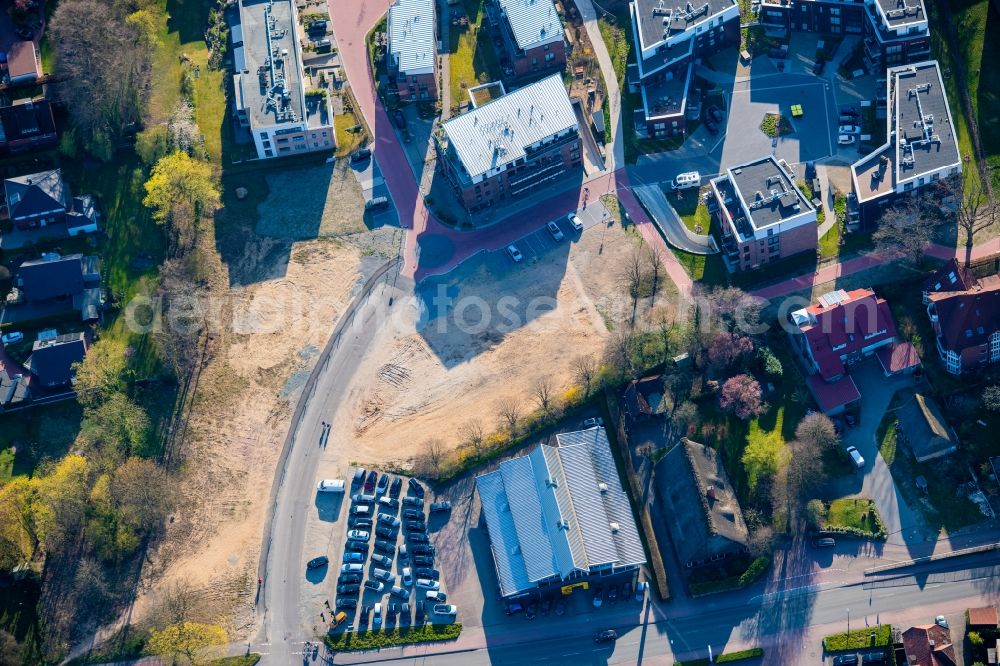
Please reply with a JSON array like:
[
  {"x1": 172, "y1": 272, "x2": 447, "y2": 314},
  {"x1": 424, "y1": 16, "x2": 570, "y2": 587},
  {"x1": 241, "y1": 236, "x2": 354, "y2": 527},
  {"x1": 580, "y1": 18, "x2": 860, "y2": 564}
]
[
  {"x1": 969, "y1": 630, "x2": 984, "y2": 646},
  {"x1": 758, "y1": 347, "x2": 783, "y2": 379},
  {"x1": 325, "y1": 624, "x2": 462, "y2": 651},
  {"x1": 675, "y1": 648, "x2": 764, "y2": 665}
]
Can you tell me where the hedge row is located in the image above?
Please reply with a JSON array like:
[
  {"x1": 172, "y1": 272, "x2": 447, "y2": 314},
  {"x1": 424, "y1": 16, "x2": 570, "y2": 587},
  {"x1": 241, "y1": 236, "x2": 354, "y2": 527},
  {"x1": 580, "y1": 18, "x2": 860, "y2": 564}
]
[
  {"x1": 689, "y1": 557, "x2": 771, "y2": 597},
  {"x1": 675, "y1": 647, "x2": 765, "y2": 665},
  {"x1": 821, "y1": 524, "x2": 888, "y2": 540},
  {"x1": 823, "y1": 625, "x2": 893, "y2": 651},
  {"x1": 325, "y1": 624, "x2": 462, "y2": 652}
]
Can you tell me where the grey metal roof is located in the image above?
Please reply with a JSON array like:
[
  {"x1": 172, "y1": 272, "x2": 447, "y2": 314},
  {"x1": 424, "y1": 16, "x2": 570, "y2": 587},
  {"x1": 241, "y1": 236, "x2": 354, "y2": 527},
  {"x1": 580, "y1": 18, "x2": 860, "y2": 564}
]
[
  {"x1": 892, "y1": 61, "x2": 960, "y2": 183},
  {"x1": 555, "y1": 429, "x2": 647, "y2": 569},
  {"x1": 633, "y1": 0, "x2": 738, "y2": 51},
  {"x1": 874, "y1": 0, "x2": 925, "y2": 28},
  {"x1": 475, "y1": 427, "x2": 645, "y2": 597},
  {"x1": 726, "y1": 156, "x2": 813, "y2": 230},
  {"x1": 498, "y1": 0, "x2": 564, "y2": 51},
  {"x1": 235, "y1": 0, "x2": 305, "y2": 128},
  {"x1": 441, "y1": 74, "x2": 577, "y2": 180},
  {"x1": 475, "y1": 471, "x2": 535, "y2": 597},
  {"x1": 388, "y1": 0, "x2": 436, "y2": 74}
]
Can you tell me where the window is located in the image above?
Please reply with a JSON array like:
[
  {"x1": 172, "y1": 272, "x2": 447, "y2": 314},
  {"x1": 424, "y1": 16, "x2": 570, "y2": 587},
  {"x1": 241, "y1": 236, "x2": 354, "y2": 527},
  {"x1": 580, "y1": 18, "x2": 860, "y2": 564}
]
[
  {"x1": 831, "y1": 16, "x2": 841, "y2": 24},
  {"x1": 545, "y1": 52, "x2": 555, "y2": 61},
  {"x1": 886, "y1": 44, "x2": 903, "y2": 54},
  {"x1": 265, "y1": 149, "x2": 273, "y2": 157},
  {"x1": 830, "y1": 7, "x2": 840, "y2": 14},
  {"x1": 260, "y1": 132, "x2": 268, "y2": 140}
]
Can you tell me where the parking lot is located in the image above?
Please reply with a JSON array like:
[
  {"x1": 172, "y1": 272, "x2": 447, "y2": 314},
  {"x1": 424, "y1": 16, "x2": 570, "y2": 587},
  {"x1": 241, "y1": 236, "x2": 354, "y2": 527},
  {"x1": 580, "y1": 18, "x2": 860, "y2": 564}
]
[{"x1": 483, "y1": 199, "x2": 610, "y2": 272}]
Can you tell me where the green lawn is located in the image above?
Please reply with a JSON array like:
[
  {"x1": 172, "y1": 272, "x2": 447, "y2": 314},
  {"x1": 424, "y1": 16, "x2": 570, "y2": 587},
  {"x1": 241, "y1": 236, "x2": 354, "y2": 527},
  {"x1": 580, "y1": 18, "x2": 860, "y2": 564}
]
[
  {"x1": 334, "y1": 112, "x2": 366, "y2": 157},
  {"x1": 824, "y1": 498, "x2": 887, "y2": 539},
  {"x1": 824, "y1": 625, "x2": 894, "y2": 652},
  {"x1": 818, "y1": 224, "x2": 840, "y2": 260},
  {"x1": 947, "y1": 0, "x2": 1000, "y2": 172},
  {"x1": 0, "y1": 446, "x2": 14, "y2": 482},
  {"x1": 668, "y1": 185, "x2": 712, "y2": 233},
  {"x1": 448, "y1": 0, "x2": 500, "y2": 112}
]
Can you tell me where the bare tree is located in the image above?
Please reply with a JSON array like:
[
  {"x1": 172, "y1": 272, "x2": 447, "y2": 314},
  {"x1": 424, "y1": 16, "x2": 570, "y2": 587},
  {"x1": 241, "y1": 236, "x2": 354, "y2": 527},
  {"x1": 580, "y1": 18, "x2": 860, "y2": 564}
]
[
  {"x1": 645, "y1": 246, "x2": 665, "y2": 303},
  {"x1": 419, "y1": 438, "x2": 446, "y2": 479},
  {"x1": 795, "y1": 412, "x2": 839, "y2": 450},
  {"x1": 605, "y1": 328, "x2": 635, "y2": 379},
  {"x1": 573, "y1": 354, "x2": 598, "y2": 396},
  {"x1": 533, "y1": 376, "x2": 555, "y2": 417},
  {"x1": 620, "y1": 247, "x2": 644, "y2": 324},
  {"x1": 496, "y1": 397, "x2": 522, "y2": 437},
  {"x1": 873, "y1": 196, "x2": 936, "y2": 265},
  {"x1": 747, "y1": 526, "x2": 775, "y2": 557},
  {"x1": 775, "y1": 440, "x2": 825, "y2": 528},
  {"x1": 954, "y1": 172, "x2": 999, "y2": 267},
  {"x1": 459, "y1": 419, "x2": 486, "y2": 457}
]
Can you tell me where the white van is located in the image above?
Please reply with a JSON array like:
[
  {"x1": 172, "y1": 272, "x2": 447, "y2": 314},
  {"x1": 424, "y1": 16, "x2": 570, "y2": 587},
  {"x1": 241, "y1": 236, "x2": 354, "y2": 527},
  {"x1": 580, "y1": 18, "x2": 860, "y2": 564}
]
[{"x1": 671, "y1": 171, "x2": 701, "y2": 190}]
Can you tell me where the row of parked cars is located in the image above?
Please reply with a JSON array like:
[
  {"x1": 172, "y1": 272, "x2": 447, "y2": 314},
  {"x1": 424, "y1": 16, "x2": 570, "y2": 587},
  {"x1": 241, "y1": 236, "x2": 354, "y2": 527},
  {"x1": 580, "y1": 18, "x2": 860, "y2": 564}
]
[
  {"x1": 506, "y1": 214, "x2": 584, "y2": 263},
  {"x1": 330, "y1": 470, "x2": 455, "y2": 629}
]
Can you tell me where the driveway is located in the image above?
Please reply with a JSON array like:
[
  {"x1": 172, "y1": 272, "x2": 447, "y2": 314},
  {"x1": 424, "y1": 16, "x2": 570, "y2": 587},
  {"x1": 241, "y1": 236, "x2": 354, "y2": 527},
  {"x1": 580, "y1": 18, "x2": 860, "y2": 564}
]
[
  {"x1": 632, "y1": 184, "x2": 718, "y2": 255},
  {"x1": 834, "y1": 358, "x2": 928, "y2": 548}
]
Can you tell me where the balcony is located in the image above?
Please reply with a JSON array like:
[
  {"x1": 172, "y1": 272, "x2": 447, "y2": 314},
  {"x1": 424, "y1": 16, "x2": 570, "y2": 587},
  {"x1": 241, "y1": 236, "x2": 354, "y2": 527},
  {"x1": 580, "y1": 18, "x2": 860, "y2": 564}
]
[
  {"x1": 524, "y1": 131, "x2": 579, "y2": 158},
  {"x1": 509, "y1": 161, "x2": 570, "y2": 197}
]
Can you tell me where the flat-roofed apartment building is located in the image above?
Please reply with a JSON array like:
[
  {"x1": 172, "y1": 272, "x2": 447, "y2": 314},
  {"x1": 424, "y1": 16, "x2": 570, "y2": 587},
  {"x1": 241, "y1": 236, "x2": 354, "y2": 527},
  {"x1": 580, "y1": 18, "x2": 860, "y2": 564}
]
[
  {"x1": 711, "y1": 155, "x2": 818, "y2": 272},
  {"x1": 629, "y1": 0, "x2": 740, "y2": 139},
  {"x1": 437, "y1": 74, "x2": 581, "y2": 213},
  {"x1": 231, "y1": 0, "x2": 334, "y2": 160},
  {"x1": 759, "y1": 0, "x2": 929, "y2": 68},
  {"x1": 850, "y1": 61, "x2": 961, "y2": 227},
  {"x1": 388, "y1": 0, "x2": 437, "y2": 102},
  {"x1": 489, "y1": 0, "x2": 566, "y2": 79}
]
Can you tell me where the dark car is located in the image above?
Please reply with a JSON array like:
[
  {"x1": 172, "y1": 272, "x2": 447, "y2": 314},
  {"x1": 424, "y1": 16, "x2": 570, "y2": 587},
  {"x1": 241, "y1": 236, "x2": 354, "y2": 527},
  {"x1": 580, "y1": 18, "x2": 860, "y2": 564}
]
[
  {"x1": 594, "y1": 629, "x2": 618, "y2": 643},
  {"x1": 413, "y1": 555, "x2": 434, "y2": 567},
  {"x1": 411, "y1": 544, "x2": 435, "y2": 556},
  {"x1": 308, "y1": 19, "x2": 327, "y2": 32},
  {"x1": 376, "y1": 474, "x2": 390, "y2": 495},
  {"x1": 408, "y1": 532, "x2": 430, "y2": 544},
  {"x1": 390, "y1": 477, "x2": 403, "y2": 498},
  {"x1": 351, "y1": 493, "x2": 375, "y2": 504},
  {"x1": 706, "y1": 105, "x2": 724, "y2": 123},
  {"x1": 813, "y1": 59, "x2": 826, "y2": 75},
  {"x1": 832, "y1": 656, "x2": 859, "y2": 666},
  {"x1": 405, "y1": 520, "x2": 426, "y2": 531},
  {"x1": 860, "y1": 653, "x2": 887, "y2": 665},
  {"x1": 337, "y1": 583, "x2": 360, "y2": 595},
  {"x1": 414, "y1": 567, "x2": 439, "y2": 580},
  {"x1": 345, "y1": 541, "x2": 369, "y2": 554},
  {"x1": 376, "y1": 525, "x2": 397, "y2": 540},
  {"x1": 351, "y1": 147, "x2": 372, "y2": 164},
  {"x1": 352, "y1": 468, "x2": 366, "y2": 489},
  {"x1": 339, "y1": 573, "x2": 362, "y2": 585},
  {"x1": 365, "y1": 470, "x2": 378, "y2": 490},
  {"x1": 403, "y1": 496, "x2": 424, "y2": 508},
  {"x1": 840, "y1": 107, "x2": 860, "y2": 118},
  {"x1": 392, "y1": 109, "x2": 407, "y2": 129},
  {"x1": 814, "y1": 537, "x2": 836, "y2": 547},
  {"x1": 408, "y1": 478, "x2": 425, "y2": 498},
  {"x1": 371, "y1": 553, "x2": 393, "y2": 568},
  {"x1": 350, "y1": 518, "x2": 373, "y2": 530},
  {"x1": 429, "y1": 501, "x2": 451, "y2": 513},
  {"x1": 373, "y1": 539, "x2": 395, "y2": 555},
  {"x1": 337, "y1": 597, "x2": 358, "y2": 609},
  {"x1": 403, "y1": 509, "x2": 423, "y2": 520},
  {"x1": 390, "y1": 585, "x2": 410, "y2": 600},
  {"x1": 804, "y1": 161, "x2": 817, "y2": 180},
  {"x1": 704, "y1": 118, "x2": 719, "y2": 135},
  {"x1": 306, "y1": 556, "x2": 329, "y2": 569}
]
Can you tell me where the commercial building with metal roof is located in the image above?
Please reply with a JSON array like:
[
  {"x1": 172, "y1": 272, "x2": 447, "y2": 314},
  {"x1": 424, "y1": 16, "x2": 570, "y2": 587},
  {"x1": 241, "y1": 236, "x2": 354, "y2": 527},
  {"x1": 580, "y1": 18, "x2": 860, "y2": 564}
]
[
  {"x1": 388, "y1": 0, "x2": 438, "y2": 101},
  {"x1": 851, "y1": 61, "x2": 961, "y2": 224},
  {"x1": 231, "y1": 0, "x2": 334, "y2": 159},
  {"x1": 437, "y1": 74, "x2": 581, "y2": 211},
  {"x1": 475, "y1": 427, "x2": 646, "y2": 599}
]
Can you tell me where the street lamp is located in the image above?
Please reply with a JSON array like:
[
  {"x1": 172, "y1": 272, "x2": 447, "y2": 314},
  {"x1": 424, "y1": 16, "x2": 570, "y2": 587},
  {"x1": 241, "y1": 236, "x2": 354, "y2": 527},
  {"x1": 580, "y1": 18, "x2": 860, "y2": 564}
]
[{"x1": 847, "y1": 608, "x2": 851, "y2": 638}]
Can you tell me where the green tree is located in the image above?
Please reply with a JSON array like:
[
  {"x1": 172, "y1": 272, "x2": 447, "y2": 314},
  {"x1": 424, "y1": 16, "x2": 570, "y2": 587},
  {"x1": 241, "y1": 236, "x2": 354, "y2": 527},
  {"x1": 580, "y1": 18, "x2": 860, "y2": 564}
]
[
  {"x1": 32, "y1": 455, "x2": 90, "y2": 552},
  {"x1": 741, "y1": 422, "x2": 786, "y2": 490},
  {"x1": 73, "y1": 337, "x2": 130, "y2": 407},
  {"x1": 969, "y1": 630, "x2": 983, "y2": 646},
  {"x1": 146, "y1": 622, "x2": 227, "y2": 665},
  {"x1": 81, "y1": 392, "x2": 151, "y2": 463},
  {"x1": 795, "y1": 412, "x2": 839, "y2": 450},
  {"x1": 143, "y1": 152, "x2": 220, "y2": 252},
  {"x1": 112, "y1": 457, "x2": 172, "y2": 533},
  {"x1": 0, "y1": 477, "x2": 38, "y2": 569}
]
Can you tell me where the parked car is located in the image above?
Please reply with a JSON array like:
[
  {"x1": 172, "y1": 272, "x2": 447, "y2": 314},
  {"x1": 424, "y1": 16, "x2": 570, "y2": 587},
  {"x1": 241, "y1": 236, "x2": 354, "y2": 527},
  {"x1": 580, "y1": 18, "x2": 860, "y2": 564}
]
[
  {"x1": 373, "y1": 602, "x2": 383, "y2": 627},
  {"x1": 1, "y1": 332, "x2": 24, "y2": 345},
  {"x1": 314, "y1": 38, "x2": 332, "y2": 53},
  {"x1": 390, "y1": 585, "x2": 410, "y2": 600},
  {"x1": 389, "y1": 477, "x2": 403, "y2": 498},
  {"x1": 415, "y1": 578, "x2": 439, "y2": 590},
  {"x1": 345, "y1": 541, "x2": 369, "y2": 554},
  {"x1": 706, "y1": 105, "x2": 724, "y2": 123},
  {"x1": 425, "y1": 590, "x2": 447, "y2": 603},
  {"x1": 378, "y1": 514, "x2": 401, "y2": 528},
  {"x1": 832, "y1": 655, "x2": 858, "y2": 666},
  {"x1": 935, "y1": 615, "x2": 949, "y2": 628},
  {"x1": 349, "y1": 518, "x2": 373, "y2": 531},
  {"x1": 583, "y1": 417, "x2": 603, "y2": 428},
  {"x1": 317, "y1": 479, "x2": 345, "y2": 492},
  {"x1": 350, "y1": 506, "x2": 371, "y2": 520},
  {"x1": 336, "y1": 597, "x2": 358, "y2": 609},
  {"x1": 506, "y1": 244, "x2": 524, "y2": 263},
  {"x1": 813, "y1": 537, "x2": 836, "y2": 547},
  {"x1": 379, "y1": 496, "x2": 399, "y2": 511},
  {"x1": 404, "y1": 509, "x2": 423, "y2": 520},
  {"x1": 376, "y1": 525, "x2": 397, "y2": 539},
  {"x1": 407, "y1": 532, "x2": 430, "y2": 544},
  {"x1": 330, "y1": 610, "x2": 348, "y2": 628},
  {"x1": 812, "y1": 59, "x2": 826, "y2": 75},
  {"x1": 567, "y1": 213, "x2": 584, "y2": 231},
  {"x1": 352, "y1": 468, "x2": 366, "y2": 489},
  {"x1": 839, "y1": 124, "x2": 861, "y2": 134},
  {"x1": 365, "y1": 196, "x2": 389, "y2": 211},
  {"x1": 352, "y1": 493, "x2": 375, "y2": 505},
  {"x1": 414, "y1": 567, "x2": 439, "y2": 580},
  {"x1": 373, "y1": 539, "x2": 395, "y2": 555},
  {"x1": 350, "y1": 147, "x2": 372, "y2": 163},
  {"x1": 405, "y1": 520, "x2": 426, "y2": 531},
  {"x1": 371, "y1": 554, "x2": 392, "y2": 568},
  {"x1": 672, "y1": 171, "x2": 701, "y2": 190},
  {"x1": 704, "y1": 118, "x2": 719, "y2": 135},
  {"x1": 402, "y1": 567, "x2": 414, "y2": 586},
  {"x1": 341, "y1": 563, "x2": 363, "y2": 574},
  {"x1": 592, "y1": 587, "x2": 603, "y2": 608},
  {"x1": 411, "y1": 544, "x2": 435, "y2": 557},
  {"x1": 398, "y1": 544, "x2": 409, "y2": 564},
  {"x1": 307, "y1": 556, "x2": 329, "y2": 569},
  {"x1": 838, "y1": 134, "x2": 857, "y2": 146},
  {"x1": 434, "y1": 604, "x2": 458, "y2": 616},
  {"x1": 347, "y1": 529, "x2": 370, "y2": 542},
  {"x1": 594, "y1": 629, "x2": 618, "y2": 643},
  {"x1": 376, "y1": 474, "x2": 390, "y2": 495},
  {"x1": 634, "y1": 581, "x2": 648, "y2": 602},
  {"x1": 839, "y1": 107, "x2": 860, "y2": 118},
  {"x1": 337, "y1": 583, "x2": 360, "y2": 595},
  {"x1": 343, "y1": 552, "x2": 364, "y2": 564},
  {"x1": 408, "y1": 478, "x2": 425, "y2": 498},
  {"x1": 339, "y1": 572, "x2": 362, "y2": 584},
  {"x1": 429, "y1": 501, "x2": 451, "y2": 513},
  {"x1": 546, "y1": 221, "x2": 564, "y2": 241},
  {"x1": 364, "y1": 579, "x2": 385, "y2": 593},
  {"x1": 392, "y1": 109, "x2": 407, "y2": 129},
  {"x1": 413, "y1": 555, "x2": 434, "y2": 567},
  {"x1": 846, "y1": 446, "x2": 865, "y2": 469},
  {"x1": 308, "y1": 19, "x2": 327, "y2": 32},
  {"x1": 804, "y1": 161, "x2": 817, "y2": 180}
]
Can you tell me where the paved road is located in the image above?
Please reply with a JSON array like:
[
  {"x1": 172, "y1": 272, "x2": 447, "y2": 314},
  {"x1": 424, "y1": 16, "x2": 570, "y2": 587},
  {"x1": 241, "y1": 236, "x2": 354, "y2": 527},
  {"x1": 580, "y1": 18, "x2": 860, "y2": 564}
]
[{"x1": 632, "y1": 183, "x2": 719, "y2": 255}]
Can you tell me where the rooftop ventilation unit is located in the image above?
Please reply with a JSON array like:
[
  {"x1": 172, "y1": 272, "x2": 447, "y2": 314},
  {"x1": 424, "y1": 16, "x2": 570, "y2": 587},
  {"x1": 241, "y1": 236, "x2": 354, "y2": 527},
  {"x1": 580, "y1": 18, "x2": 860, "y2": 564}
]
[
  {"x1": 610, "y1": 522, "x2": 620, "y2": 533},
  {"x1": 598, "y1": 482, "x2": 609, "y2": 493}
]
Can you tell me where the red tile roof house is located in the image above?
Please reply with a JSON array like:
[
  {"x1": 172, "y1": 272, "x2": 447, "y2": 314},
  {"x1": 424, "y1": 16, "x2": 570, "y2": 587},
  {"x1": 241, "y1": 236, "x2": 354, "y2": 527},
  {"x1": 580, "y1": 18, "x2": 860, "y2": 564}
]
[
  {"x1": 967, "y1": 606, "x2": 999, "y2": 629},
  {"x1": 790, "y1": 288, "x2": 915, "y2": 415},
  {"x1": 901, "y1": 624, "x2": 957, "y2": 666},
  {"x1": 926, "y1": 268, "x2": 1000, "y2": 375}
]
